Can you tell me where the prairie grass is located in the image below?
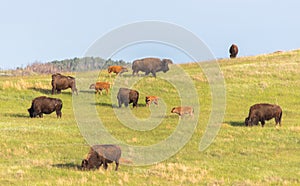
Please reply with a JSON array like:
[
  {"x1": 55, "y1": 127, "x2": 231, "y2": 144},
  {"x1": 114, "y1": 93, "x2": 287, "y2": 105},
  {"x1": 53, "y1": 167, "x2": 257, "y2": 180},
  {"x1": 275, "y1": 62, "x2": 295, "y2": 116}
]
[{"x1": 0, "y1": 50, "x2": 300, "y2": 185}]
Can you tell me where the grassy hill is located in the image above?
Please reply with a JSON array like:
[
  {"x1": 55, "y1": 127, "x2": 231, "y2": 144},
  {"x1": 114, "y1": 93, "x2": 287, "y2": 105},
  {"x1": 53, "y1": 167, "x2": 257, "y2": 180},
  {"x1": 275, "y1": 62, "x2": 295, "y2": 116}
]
[{"x1": 0, "y1": 50, "x2": 299, "y2": 185}]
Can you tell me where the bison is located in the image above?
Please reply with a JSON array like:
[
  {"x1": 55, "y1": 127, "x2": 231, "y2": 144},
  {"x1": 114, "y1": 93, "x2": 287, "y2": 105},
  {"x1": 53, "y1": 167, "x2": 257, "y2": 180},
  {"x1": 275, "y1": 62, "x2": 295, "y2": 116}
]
[
  {"x1": 51, "y1": 73, "x2": 78, "y2": 95},
  {"x1": 132, "y1": 57, "x2": 172, "y2": 77},
  {"x1": 28, "y1": 96, "x2": 63, "y2": 118},
  {"x1": 245, "y1": 103, "x2": 282, "y2": 127},
  {"x1": 89, "y1": 82, "x2": 110, "y2": 95},
  {"x1": 171, "y1": 106, "x2": 194, "y2": 117},
  {"x1": 117, "y1": 88, "x2": 139, "y2": 108},
  {"x1": 82, "y1": 144, "x2": 121, "y2": 171},
  {"x1": 108, "y1": 65, "x2": 128, "y2": 77},
  {"x1": 145, "y1": 96, "x2": 159, "y2": 107},
  {"x1": 229, "y1": 44, "x2": 239, "y2": 58}
]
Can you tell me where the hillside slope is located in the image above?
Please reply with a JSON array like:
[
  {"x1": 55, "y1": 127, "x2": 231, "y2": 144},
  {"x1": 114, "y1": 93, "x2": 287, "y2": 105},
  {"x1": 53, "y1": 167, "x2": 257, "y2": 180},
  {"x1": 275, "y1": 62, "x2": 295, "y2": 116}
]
[{"x1": 0, "y1": 50, "x2": 299, "y2": 185}]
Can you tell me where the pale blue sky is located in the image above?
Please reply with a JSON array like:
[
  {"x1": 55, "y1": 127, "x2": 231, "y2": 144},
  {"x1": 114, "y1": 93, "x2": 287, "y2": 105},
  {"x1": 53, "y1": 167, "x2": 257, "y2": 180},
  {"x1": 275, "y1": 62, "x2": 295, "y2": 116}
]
[{"x1": 0, "y1": 0, "x2": 299, "y2": 69}]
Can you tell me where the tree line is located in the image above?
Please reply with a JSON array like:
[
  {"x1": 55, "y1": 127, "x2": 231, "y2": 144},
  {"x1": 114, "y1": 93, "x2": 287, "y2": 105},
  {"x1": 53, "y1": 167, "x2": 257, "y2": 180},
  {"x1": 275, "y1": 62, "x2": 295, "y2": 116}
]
[{"x1": 22, "y1": 57, "x2": 130, "y2": 74}]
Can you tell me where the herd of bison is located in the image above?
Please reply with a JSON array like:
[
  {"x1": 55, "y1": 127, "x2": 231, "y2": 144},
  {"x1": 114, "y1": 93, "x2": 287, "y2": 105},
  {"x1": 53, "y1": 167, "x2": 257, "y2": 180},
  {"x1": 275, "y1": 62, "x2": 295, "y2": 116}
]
[{"x1": 25, "y1": 46, "x2": 283, "y2": 171}]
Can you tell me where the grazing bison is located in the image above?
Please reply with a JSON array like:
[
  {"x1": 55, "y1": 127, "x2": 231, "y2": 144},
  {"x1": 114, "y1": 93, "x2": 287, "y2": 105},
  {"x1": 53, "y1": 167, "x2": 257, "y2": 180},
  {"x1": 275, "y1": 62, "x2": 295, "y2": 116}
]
[
  {"x1": 82, "y1": 144, "x2": 121, "y2": 171},
  {"x1": 117, "y1": 88, "x2": 139, "y2": 108},
  {"x1": 28, "y1": 96, "x2": 63, "y2": 118},
  {"x1": 132, "y1": 57, "x2": 172, "y2": 77},
  {"x1": 171, "y1": 106, "x2": 194, "y2": 117},
  {"x1": 229, "y1": 44, "x2": 239, "y2": 58},
  {"x1": 245, "y1": 103, "x2": 282, "y2": 127},
  {"x1": 108, "y1": 65, "x2": 128, "y2": 77},
  {"x1": 51, "y1": 73, "x2": 78, "y2": 95},
  {"x1": 89, "y1": 82, "x2": 110, "y2": 95},
  {"x1": 145, "y1": 96, "x2": 159, "y2": 107}
]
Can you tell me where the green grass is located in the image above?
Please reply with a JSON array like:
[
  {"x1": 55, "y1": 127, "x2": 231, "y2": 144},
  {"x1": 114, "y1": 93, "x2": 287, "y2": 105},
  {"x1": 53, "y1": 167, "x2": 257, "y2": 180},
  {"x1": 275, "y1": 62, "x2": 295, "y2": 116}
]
[{"x1": 0, "y1": 50, "x2": 300, "y2": 185}]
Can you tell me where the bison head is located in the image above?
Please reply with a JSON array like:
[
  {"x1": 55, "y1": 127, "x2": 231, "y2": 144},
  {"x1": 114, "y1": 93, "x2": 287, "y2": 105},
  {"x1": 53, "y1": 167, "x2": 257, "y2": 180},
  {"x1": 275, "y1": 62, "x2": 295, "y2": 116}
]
[
  {"x1": 161, "y1": 59, "x2": 170, "y2": 73},
  {"x1": 89, "y1": 84, "x2": 95, "y2": 89},
  {"x1": 81, "y1": 159, "x2": 89, "y2": 170},
  {"x1": 244, "y1": 117, "x2": 250, "y2": 126},
  {"x1": 28, "y1": 107, "x2": 34, "y2": 118}
]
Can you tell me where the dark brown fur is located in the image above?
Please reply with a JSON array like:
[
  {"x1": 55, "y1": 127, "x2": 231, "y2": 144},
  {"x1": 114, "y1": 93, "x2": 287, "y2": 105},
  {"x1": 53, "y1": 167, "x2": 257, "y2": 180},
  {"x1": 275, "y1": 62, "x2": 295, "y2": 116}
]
[
  {"x1": 81, "y1": 145, "x2": 121, "y2": 171},
  {"x1": 28, "y1": 96, "x2": 62, "y2": 118},
  {"x1": 51, "y1": 73, "x2": 78, "y2": 95},
  {"x1": 132, "y1": 57, "x2": 172, "y2": 77},
  {"x1": 229, "y1": 44, "x2": 239, "y2": 58},
  {"x1": 245, "y1": 103, "x2": 282, "y2": 127},
  {"x1": 117, "y1": 88, "x2": 139, "y2": 108}
]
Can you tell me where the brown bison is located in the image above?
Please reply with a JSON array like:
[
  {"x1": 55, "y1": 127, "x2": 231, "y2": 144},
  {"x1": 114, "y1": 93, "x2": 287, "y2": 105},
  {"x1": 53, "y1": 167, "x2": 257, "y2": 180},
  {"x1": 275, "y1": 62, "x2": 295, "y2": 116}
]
[
  {"x1": 171, "y1": 106, "x2": 194, "y2": 117},
  {"x1": 245, "y1": 103, "x2": 282, "y2": 127},
  {"x1": 145, "y1": 96, "x2": 159, "y2": 107},
  {"x1": 89, "y1": 82, "x2": 110, "y2": 95},
  {"x1": 117, "y1": 88, "x2": 139, "y2": 108},
  {"x1": 51, "y1": 73, "x2": 78, "y2": 95},
  {"x1": 132, "y1": 57, "x2": 172, "y2": 77},
  {"x1": 28, "y1": 96, "x2": 63, "y2": 118},
  {"x1": 108, "y1": 65, "x2": 128, "y2": 77},
  {"x1": 82, "y1": 144, "x2": 121, "y2": 171},
  {"x1": 229, "y1": 44, "x2": 239, "y2": 58}
]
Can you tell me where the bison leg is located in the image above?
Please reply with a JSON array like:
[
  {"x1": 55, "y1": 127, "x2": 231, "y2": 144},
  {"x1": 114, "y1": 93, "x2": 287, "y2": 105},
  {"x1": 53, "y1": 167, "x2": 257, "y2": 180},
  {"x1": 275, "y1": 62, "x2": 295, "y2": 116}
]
[
  {"x1": 151, "y1": 71, "x2": 157, "y2": 77},
  {"x1": 52, "y1": 87, "x2": 56, "y2": 95},
  {"x1": 261, "y1": 120, "x2": 265, "y2": 127},
  {"x1": 124, "y1": 102, "x2": 129, "y2": 107},
  {"x1": 118, "y1": 99, "x2": 122, "y2": 108},
  {"x1": 57, "y1": 89, "x2": 61, "y2": 94},
  {"x1": 103, "y1": 160, "x2": 108, "y2": 170},
  {"x1": 115, "y1": 162, "x2": 119, "y2": 171},
  {"x1": 56, "y1": 110, "x2": 62, "y2": 118}
]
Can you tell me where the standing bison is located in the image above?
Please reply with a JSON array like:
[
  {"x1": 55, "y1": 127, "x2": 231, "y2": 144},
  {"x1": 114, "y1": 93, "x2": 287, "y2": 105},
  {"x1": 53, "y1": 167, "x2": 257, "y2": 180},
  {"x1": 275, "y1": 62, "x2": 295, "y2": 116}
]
[
  {"x1": 245, "y1": 103, "x2": 282, "y2": 127},
  {"x1": 89, "y1": 82, "x2": 110, "y2": 95},
  {"x1": 171, "y1": 106, "x2": 194, "y2": 117},
  {"x1": 229, "y1": 44, "x2": 239, "y2": 58},
  {"x1": 82, "y1": 144, "x2": 121, "y2": 171},
  {"x1": 108, "y1": 65, "x2": 128, "y2": 77},
  {"x1": 51, "y1": 73, "x2": 78, "y2": 95},
  {"x1": 117, "y1": 88, "x2": 139, "y2": 108},
  {"x1": 28, "y1": 96, "x2": 63, "y2": 118},
  {"x1": 132, "y1": 57, "x2": 172, "y2": 77}
]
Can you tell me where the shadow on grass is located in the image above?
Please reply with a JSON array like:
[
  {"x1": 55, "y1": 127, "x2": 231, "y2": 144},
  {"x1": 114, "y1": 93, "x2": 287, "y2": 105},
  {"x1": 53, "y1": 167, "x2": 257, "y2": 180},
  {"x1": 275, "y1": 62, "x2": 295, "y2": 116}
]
[
  {"x1": 227, "y1": 121, "x2": 245, "y2": 127},
  {"x1": 29, "y1": 87, "x2": 74, "y2": 95},
  {"x1": 91, "y1": 103, "x2": 147, "y2": 108},
  {"x1": 29, "y1": 87, "x2": 52, "y2": 94},
  {"x1": 52, "y1": 163, "x2": 81, "y2": 170},
  {"x1": 5, "y1": 113, "x2": 28, "y2": 118}
]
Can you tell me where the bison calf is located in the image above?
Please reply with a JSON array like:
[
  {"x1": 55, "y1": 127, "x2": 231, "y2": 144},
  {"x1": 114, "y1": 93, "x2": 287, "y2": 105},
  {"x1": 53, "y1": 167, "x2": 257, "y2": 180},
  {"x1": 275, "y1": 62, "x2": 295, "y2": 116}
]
[
  {"x1": 89, "y1": 82, "x2": 110, "y2": 95},
  {"x1": 82, "y1": 144, "x2": 121, "y2": 171},
  {"x1": 145, "y1": 96, "x2": 159, "y2": 107},
  {"x1": 108, "y1": 65, "x2": 128, "y2": 77},
  {"x1": 171, "y1": 106, "x2": 194, "y2": 117},
  {"x1": 117, "y1": 88, "x2": 139, "y2": 108},
  {"x1": 245, "y1": 103, "x2": 282, "y2": 127},
  {"x1": 28, "y1": 96, "x2": 63, "y2": 118}
]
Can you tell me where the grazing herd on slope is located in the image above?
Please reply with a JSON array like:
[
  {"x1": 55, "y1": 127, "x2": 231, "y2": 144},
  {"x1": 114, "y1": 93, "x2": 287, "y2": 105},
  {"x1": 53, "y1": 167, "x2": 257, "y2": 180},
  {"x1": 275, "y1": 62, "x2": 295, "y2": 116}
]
[{"x1": 26, "y1": 46, "x2": 283, "y2": 171}]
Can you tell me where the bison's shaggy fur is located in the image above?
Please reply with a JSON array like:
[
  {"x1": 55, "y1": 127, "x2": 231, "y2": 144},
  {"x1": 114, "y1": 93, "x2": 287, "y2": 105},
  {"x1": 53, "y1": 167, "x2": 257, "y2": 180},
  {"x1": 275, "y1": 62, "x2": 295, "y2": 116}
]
[
  {"x1": 132, "y1": 57, "x2": 172, "y2": 77},
  {"x1": 245, "y1": 103, "x2": 282, "y2": 127},
  {"x1": 28, "y1": 96, "x2": 63, "y2": 118},
  {"x1": 117, "y1": 88, "x2": 139, "y2": 108},
  {"x1": 51, "y1": 73, "x2": 78, "y2": 95},
  {"x1": 82, "y1": 145, "x2": 121, "y2": 171},
  {"x1": 229, "y1": 44, "x2": 239, "y2": 58}
]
